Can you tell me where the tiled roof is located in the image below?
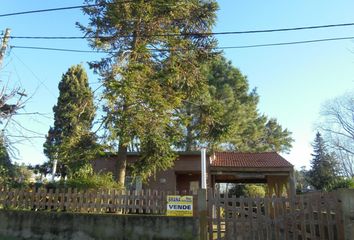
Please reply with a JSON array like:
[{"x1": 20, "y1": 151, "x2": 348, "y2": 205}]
[{"x1": 211, "y1": 152, "x2": 293, "y2": 168}]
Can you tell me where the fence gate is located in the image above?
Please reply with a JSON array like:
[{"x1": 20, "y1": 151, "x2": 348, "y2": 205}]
[{"x1": 207, "y1": 191, "x2": 344, "y2": 240}]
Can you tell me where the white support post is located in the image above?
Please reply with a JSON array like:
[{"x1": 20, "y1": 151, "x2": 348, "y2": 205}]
[
  {"x1": 201, "y1": 148, "x2": 207, "y2": 189},
  {"x1": 51, "y1": 159, "x2": 57, "y2": 182}
]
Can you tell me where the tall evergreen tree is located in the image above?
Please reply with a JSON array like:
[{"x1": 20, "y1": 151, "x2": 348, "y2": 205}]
[
  {"x1": 307, "y1": 132, "x2": 338, "y2": 191},
  {"x1": 0, "y1": 134, "x2": 14, "y2": 180},
  {"x1": 175, "y1": 55, "x2": 258, "y2": 151},
  {"x1": 80, "y1": 0, "x2": 218, "y2": 184},
  {"x1": 176, "y1": 56, "x2": 293, "y2": 152},
  {"x1": 237, "y1": 117, "x2": 293, "y2": 153},
  {"x1": 43, "y1": 65, "x2": 96, "y2": 177}
]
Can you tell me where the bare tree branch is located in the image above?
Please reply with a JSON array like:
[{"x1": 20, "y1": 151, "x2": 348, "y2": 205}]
[{"x1": 319, "y1": 90, "x2": 354, "y2": 177}]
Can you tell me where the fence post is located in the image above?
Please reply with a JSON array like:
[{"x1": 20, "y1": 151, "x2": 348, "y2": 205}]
[
  {"x1": 336, "y1": 189, "x2": 354, "y2": 240},
  {"x1": 198, "y1": 188, "x2": 207, "y2": 240}
]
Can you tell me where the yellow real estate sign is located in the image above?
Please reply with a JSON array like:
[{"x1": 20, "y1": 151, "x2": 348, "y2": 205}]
[{"x1": 166, "y1": 195, "x2": 193, "y2": 217}]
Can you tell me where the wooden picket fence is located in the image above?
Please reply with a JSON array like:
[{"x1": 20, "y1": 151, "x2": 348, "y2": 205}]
[
  {"x1": 0, "y1": 186, "x2": 197, "y2": 215},
  {"x1": 0, "y1": 186, "x2": 347, "y2": 240},
  {"x1": 207, "y1": 190, "x2": 344, "y2": 240}
]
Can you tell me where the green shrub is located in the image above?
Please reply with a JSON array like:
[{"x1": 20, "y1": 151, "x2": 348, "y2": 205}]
[
  {"x1": 28, "y1": 164, "x2": 122, "y2": 191},
  {"x1": 60, "y1": 164, "x2": 122, "y2": 190},
  {"x1": 0, "y1": 166, "x2": 10, "y2": 186},
  {"x1": 329, "y1": 177, "x2": 354, "y2": 190},
  {"x1": 244, "y1": 184, "x2": 266, "y2": 198},
  {"x1": 228, "y1": 184, "x2": 266, "y2": 197},
  {"x1": 63, "y1": 172, "x2": 122, "y2": 190}
]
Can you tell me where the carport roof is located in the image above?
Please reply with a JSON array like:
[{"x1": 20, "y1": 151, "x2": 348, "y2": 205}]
[{"x1": 211, "y1": 152, "x2": 293, "y2": 168}]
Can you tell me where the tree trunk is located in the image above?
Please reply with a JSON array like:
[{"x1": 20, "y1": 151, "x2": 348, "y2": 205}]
[
  {"x1": 115, "y1": 16, "x2": 141, "y2": 187},
  {"x1": 185, "y1": 126, "x2": 193, "y2": 152},
  {"x1": 185, "y1": 103, "x2": 193, "y2": 151},
  {"x1": 115, "y1": 144, "x2": 127, "y2": 186}
]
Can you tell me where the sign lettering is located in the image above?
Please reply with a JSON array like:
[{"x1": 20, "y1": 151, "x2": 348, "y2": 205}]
[{"x1": 166, "y1": 195, "x2": 193, "y2": 217}]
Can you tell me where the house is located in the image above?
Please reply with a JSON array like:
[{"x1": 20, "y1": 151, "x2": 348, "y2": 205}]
[{"x1": 92, "y1": 151, "x2": 295, "y2": 197}]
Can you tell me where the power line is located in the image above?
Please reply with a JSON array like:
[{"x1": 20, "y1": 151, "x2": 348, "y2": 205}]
[
  {"x1": 211, "y1": 22, "x2": 354, "y2": 35},
  {"x1": 11, "y1": 51, "x2": 57, "y2": 98},
  {"x1": 0, "y1": 4, "x2": 99, "y2": 18},
  {"x1": 217, "y1": 36, "x2": 354, "y2": 49},
  {"x1": 10, "y1": 45, "x2": 103, "y2": 53},
  {"x1": 6, "y1": 22, "x2": 354, "y2": 39},
  {"x1": 9, "y1": 36, "x2": 354, "y2": 53},
  {"x1": 0, "y1": 1, "x2": 135, "y2": 18}
]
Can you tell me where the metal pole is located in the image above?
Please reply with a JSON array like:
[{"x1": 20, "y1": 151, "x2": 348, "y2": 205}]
[{"x1": 201, "y1": 148, "x2": 207, "y2": 189}]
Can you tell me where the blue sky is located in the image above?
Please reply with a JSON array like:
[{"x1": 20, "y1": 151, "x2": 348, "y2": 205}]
[{"x1": 0, "y1": 0, "x2": 353, "y2": 169}]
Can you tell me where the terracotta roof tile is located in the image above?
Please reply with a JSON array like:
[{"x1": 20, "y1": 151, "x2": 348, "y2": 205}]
[{"x1": 211, "y1": 152, "x2": 293, "y2": 168}]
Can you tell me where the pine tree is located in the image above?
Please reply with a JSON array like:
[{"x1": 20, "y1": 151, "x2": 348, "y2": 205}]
[
  {"x1": 0, "y1": 136, "x2": 11, "y2": 168},
  {"x1": 0, "y1": 134, "x2": 14, "y2": 181},
  {"x1": 307, "y1": 132, "x2": 338, "y2": 191},
  {"x1": 262, "y1": 119, "x2": 293, "y2": 152},
  {"x1": 80, "y1": 0, "x2": 218, "y2": 184},
  {"x1": 43, "y1": 65, "x2": 96, "y2": 177},
  {"x1": 240, "y1": 117, "x2": 292, "y2": 153},
  {"x1": 175, "y1": 55, "x2": 257, "y2": 151},
  {"x1": 0, "y1": 133, "x2": 16, "y2": 186},
  {"x1": 176, "y1": 55, "x2": 293, "y2": 152}
]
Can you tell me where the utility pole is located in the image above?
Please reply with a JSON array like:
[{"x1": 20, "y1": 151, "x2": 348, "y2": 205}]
[{"x1": 0, "y1": 28, "x2": 11, "y2": 69}]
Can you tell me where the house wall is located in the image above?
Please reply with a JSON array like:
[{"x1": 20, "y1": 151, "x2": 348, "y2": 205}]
[
  {"x1": 92, "y1": 153, "x2": 206, "y2": 192},
  {"x1": 91, "y1": 156, "x2": 118, "y2": 174},
  {"x1": 143, "y1": 169, "x2": 176, "y2": 191},
  {"x1": 174, "y1": 154, "x2": 202, "y2": 172},
  {"x1": 146, "y1": 154, "x2": 203, "y2": 191},
  {"x1": 176, "y1": 173, "x2": 201, "y2": 193}
]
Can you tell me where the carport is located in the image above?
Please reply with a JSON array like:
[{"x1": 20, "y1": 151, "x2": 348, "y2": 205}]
[{"x1": 208, "y1": 152, "x2": 296, "y2": 197}]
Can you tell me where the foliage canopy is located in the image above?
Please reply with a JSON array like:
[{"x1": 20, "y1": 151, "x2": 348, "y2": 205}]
[
  {"x1": 80, "y1": 0, "x2": 219, "y2": 184},
  {"x1": 307, "y1": 132, "x2": 338, "y2": 191},
  {"x1": 43, "y1": 65, "x2": 97, "y2": 177},
  {"x1": 176, "y1": 56, "x2": 293, "y2": 153}
]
